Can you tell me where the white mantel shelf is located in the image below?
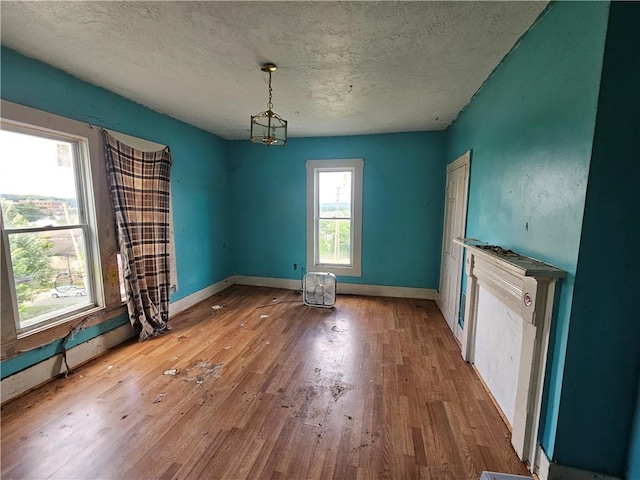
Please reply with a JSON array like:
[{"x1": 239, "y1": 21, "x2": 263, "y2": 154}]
[
  {"x1": 454, "y1": 238, "x2": 565, "y2": 279},
  {"x1": 454, "y1": 237, "x2": 565, "y2": 474}
]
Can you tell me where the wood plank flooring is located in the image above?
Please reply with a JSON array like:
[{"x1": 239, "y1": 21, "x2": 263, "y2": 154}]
[{"x1": 1, "y1": 285, "x2": 530, "y2": 479}]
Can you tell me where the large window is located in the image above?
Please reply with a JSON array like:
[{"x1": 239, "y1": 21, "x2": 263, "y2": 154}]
[
  {"x1": 0, "y1": 122, "x2": 101, "y2": 333},
  {"x1": 306, "y1": 159, "x2": 363, "y2": 277}
]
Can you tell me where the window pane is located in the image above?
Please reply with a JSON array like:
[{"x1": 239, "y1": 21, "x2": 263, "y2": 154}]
[
  {"x1": 0, "y1": 130, "x2": 80, "y2": 228},
  {"x1": 8, "y1": 228, "x2": 90, "y2": 328},
  {"x1": 319, "y1": 171, "x2": 351, "y2": 218},
  {"x1": 319, "y1": 218, "x2": 351, "y2": 265}
]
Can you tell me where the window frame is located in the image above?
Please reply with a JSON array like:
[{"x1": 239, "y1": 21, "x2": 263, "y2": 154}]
[
  {"x1": 306, "y1": 158, "x2": 363, "y2": 277},
  {"x1": 1, "y1": 100, "x2": 124, "y2": 357},
  {"x1": 1, "y1": 121, "x2": 102, "y2": 334}
]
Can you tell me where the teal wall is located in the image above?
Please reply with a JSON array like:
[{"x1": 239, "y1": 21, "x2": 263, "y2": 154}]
[
  {"x1": 1, "y1": 47, "x2": 232, "y2": 377},
  {"x1": 0, "y1": 47, "x2": 232, "y2": 299},
  {"x1": 556, "y1": 2, "x2": 640, "y2": 476},
  {"x1": 445, "y1": 1, "x2": 609, "y2": 459},
  {"x1": 228, "y1": 133, "x2": 446, "y2": 288}
]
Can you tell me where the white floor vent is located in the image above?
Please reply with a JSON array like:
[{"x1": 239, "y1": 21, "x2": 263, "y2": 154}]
[{"x1": 303, "y1": 272, "x2": 337, "y2": 308}]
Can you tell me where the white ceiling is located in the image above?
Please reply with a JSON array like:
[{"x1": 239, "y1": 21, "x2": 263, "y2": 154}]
[{"x1": 1, "y1": 1, "x2": 547, "y2": 140}]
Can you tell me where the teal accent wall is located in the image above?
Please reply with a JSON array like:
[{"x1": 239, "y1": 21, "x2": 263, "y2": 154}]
[
  {"x1": 445, "y1": 1, "x2": 610, "y2": 458},
  {"x1": 555, "y1": 2, "x2": 640, "y2": 476},
  {"x1": 228, "y1": 133, "x2": 446, "y2": 288},
  {"x1": 0, "y1": 47, "x2": 232, "y2": 299}
]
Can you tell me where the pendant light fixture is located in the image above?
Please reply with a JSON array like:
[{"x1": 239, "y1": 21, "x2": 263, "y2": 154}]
[{"x1": 250, "y1": 63, "x2": 287, "y2": 146}]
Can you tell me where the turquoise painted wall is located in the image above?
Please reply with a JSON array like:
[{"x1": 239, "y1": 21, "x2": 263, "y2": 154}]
[
  {"x1": 1, "y1": 47, "x2": 232, "y2": 377},
  {"x1": 555, "y1": 2, "x2": 640, "y2": 476},
  {"x1": 445, "y1": 1, "x2": 609, "y2": 458},
  {"x1": 0, "y1": 47, "x2": 232, "y2": 299},
  {"x1": 228, "y1": 133, "x2": 446, "y2": 288}
]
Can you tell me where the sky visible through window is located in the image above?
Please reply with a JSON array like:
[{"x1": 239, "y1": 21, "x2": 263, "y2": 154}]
[
  {"x1": 0, "y1": 129, "x2": 77, "y2": 198},
  {"x1": 318, "y1": 171, "x2": 351, "y2": 211}
]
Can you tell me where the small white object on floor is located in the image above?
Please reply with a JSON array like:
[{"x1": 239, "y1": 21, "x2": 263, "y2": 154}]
[
  {"x1": 260, "y1": 314, "x2": 269, "y2": 319},
  {"x1": 163, "y1": 369, "x2": 177, "y2": 376},
  {"x1": 211, "y1": 304, "x2": 225, "y2": 310},
  {"x1": 479, "y1": 473, "x2": 532, "y2": 480},
  {"x1": 153, "y1": 393, "x2": 166, "y2": 403}
]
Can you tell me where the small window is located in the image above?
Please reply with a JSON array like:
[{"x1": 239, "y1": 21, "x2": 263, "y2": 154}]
[
  {"x1": 0, "y1": 123, "x2": 99, "y2": 332},
  {"x1": 306, "y1": 159, "x2": 363, "y2": 277}
]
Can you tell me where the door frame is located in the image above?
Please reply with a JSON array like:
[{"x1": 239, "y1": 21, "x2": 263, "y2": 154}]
[{"x1": 438, "y1": 150, "x2": 471, "y2": 342}]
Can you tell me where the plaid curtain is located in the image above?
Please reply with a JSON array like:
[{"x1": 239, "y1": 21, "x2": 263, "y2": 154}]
[{"x1": 103, "y1": 131, "x2": 173, "y2": 341}]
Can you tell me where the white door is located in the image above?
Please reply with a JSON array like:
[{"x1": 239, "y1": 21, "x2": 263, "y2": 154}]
[{"x1": 437, "y1": 151, "x2": 470, "y2": 342}]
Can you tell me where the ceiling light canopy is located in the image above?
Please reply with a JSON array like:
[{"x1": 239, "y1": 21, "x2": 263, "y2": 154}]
[{"x1": 250, "y1": 63, "x2": 287, "y2": 146}]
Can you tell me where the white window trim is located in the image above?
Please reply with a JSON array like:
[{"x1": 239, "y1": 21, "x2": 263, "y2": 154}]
[
  {"x1": 306, "y1": 158, "x2": 363, "y2": 277},
  {"x1": 1, "y1": 100, "x2": 123, "y2": 355},
  {"x1": 1, "y1": 121, "x2": 102, "y2": 332}
]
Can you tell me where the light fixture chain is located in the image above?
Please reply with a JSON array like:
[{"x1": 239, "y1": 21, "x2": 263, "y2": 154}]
[{"x1": 267, "y1": 71, "x2": 273, "y2": 110}]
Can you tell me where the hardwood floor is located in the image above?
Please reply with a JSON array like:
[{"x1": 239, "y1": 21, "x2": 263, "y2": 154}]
[{"x1": 1, "y1": 285, "x2": 530, "y2": 479}]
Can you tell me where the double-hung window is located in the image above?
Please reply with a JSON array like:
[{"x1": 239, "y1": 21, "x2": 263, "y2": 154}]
[
  {"x1": 306, "y1": 159, "x2": 363, "y2": 277},
  {"x1": 1, "y1": 118, "x2": 101, "y2": 334}
]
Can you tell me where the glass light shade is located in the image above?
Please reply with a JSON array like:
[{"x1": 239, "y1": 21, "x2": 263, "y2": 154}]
[{"x1": 250, "y1": 110, "x2": 287, "y2": 146}]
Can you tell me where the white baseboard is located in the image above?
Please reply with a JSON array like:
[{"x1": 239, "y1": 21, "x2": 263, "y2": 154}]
[
  {"x1": 535, "y1": 446, "x2": 620, "y2": 480},
  {"x1": 233, "y1": 275, "x2": 302, "y2": 291},
  {"x1": 338, "y1": 282, "x2": 437, "y2": 299},
  {"x1": 233, "y1": 275, "x2": 437, "y2": 300},
  {"x1": 1, "y1": 323, "x2": 136, "y2": 403},
  {"x1": 536, "y1": 446, "x2": 551, "y2": 480},
  {"x1": 169, "y1": 276, "x2": 234, "y2": 317}
]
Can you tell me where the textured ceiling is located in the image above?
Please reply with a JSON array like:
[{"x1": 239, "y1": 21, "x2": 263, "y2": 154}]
[{"x1": 1, "y1": 1, "x2": 547, "y2": 140}]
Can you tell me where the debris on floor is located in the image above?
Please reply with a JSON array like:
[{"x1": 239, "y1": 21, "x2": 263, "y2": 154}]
[
  {"x1": 165, "y1": 360, "x2": 226, "y2": 386},
  {"x1": 239, "y1": 323, "x2": 245, "y2": 328},
  {"x1": 153, "y1": 393, "x2": 166, "y2": 403},
  {"x1": 331, "y1": 326, "x2": 344, "y2": 332},
  {"x1": 211, "y1": 304, "x2": 226, "y2": 310},
  {"x1": 330, "y1": 381, "x2": 352, "y2": 401},
  {"x1": 351, "y1": 443, "x2": 369, "y2": 453},
  {"x1": 107, "y1": 365, "x2": 114, "y2": 370},
  {"x1": 259, "y1": 314, "x2": 269, "y2": 319},
  {"x1": 224, "y1": 345, "x2": 231, "y2": 350},
  {"x1": 177, "y1": 336, "x2": 187, "y2": 342},
  {"x1": 196, "y1": 362, "x2": 223, "y2": 377}
]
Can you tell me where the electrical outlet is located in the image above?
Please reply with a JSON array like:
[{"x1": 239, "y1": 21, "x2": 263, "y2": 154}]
[{"x1": 293, "y1": 263, "x2": 298, "y2": 270}]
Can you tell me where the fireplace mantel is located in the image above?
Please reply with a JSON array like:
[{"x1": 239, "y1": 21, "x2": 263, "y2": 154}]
[{"x1": 454, "y1": 238, "x2": 565, "y2": 471}]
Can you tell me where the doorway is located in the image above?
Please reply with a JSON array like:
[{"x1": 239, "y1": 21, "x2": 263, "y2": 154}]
[{"x1": 437, "y1": 151, "x2": 470, "y2": 343}]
